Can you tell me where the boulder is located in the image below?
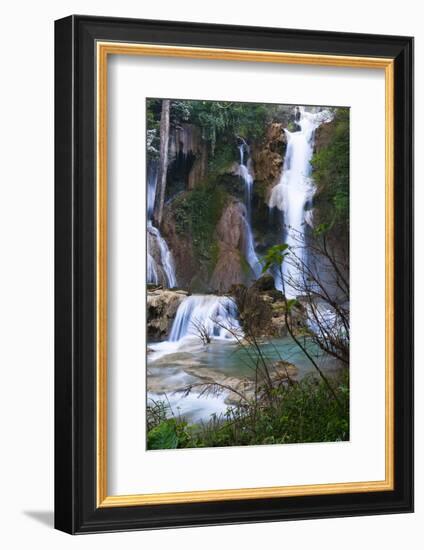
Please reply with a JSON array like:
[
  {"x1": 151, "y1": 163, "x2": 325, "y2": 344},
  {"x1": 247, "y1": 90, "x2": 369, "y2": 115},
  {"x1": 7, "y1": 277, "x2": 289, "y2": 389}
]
[
  {"x1": 253, "y1": 274, "x2": 275, "y2": 291},
  {"x1": 147, "y1": 289, "x2": 188, "y2": 340}
]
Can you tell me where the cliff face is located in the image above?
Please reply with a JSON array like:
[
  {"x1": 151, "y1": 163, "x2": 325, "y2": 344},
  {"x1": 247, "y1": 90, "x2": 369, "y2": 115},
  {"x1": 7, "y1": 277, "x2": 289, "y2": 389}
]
[
  {"x1": 162, "y1": 197, "x2": 254, "y2": 293},
  {"x1": 147, "y1": 289, "x2": 188, "y2": 340},
  {"x1": 251, "y1": 122, "x2": 286, "y2": 197},
  {"x1": 168, "y1": 124, "x2": 209, "y2": 191},
  {"x1": 160, "y1": 120, "x2": 290, "y2": 293},
  {"x1": 161, "y1": 202, "x2": 198, "y2": 289},
  {"x1": 210, "y1": 200, "x2": 248, "y2": 292},
  {"x1": 314, "y1": 118, "x2": 336, "y2": 154},
  {"x1": 311, "y1": 116, "x2": 349, "y2": 300},
  {"x1": 159, "y1": 114, "x2": 348, "y2": 297}
]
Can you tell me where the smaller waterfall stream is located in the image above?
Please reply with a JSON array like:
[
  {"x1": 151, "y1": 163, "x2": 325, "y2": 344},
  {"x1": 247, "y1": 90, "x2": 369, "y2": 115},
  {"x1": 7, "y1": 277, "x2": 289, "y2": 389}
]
[
  {"x1": 238, "y1": 142, "x2": 262, "y2": 278},
  {"x1": 169, "y1": 295, "x2": 241, "y2": 342},
  {"x1": 148, "y1": 295, "x2": 242, "y2": 421},
  {"x1": 146, "y1": 162, "x2": 177, "y2": 288},
  {"x1": 148, "y1": 294, "x2": 241, "y2": 361}
]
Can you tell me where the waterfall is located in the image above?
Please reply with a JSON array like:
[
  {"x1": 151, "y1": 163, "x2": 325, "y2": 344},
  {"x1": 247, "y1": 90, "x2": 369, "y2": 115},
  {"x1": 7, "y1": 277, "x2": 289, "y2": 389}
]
[
  {"x1": 237, "y1": 141, "x2": 262, "y2": 278},
  {"x1": 148, "y1": 295, "x2": 242, "y2": 362},
  {"x1": 147, "y1": 161, "x2": 158, "y2": 219},
  {"x1": 268, "y1": 107, "x2": 332, "y2": 295},
  {"x1": 169, "y1": 295, "x2": 241, "y2": 342},
  {"x1": 147, "y1": 222, "x2": 177, "y2": 288},
  {"x1": 146, "y1": 162, "x2": 177, "y2": 288}
]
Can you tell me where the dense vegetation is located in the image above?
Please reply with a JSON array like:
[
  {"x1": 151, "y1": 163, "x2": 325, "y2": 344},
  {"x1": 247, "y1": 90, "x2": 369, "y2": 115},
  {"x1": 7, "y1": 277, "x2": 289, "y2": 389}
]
[
  {"x1": 147, "y1": 371, "x2": 349, "y2": 449},
  {"x1": 147, "y1": 98, "x2": 283, "y2": 165},
  {"x1": 173, "y1": 182, "x2": 227, "y2": 268},
  {"x1": 312, "y1": 107, "x2": 350, "y2": 230}
]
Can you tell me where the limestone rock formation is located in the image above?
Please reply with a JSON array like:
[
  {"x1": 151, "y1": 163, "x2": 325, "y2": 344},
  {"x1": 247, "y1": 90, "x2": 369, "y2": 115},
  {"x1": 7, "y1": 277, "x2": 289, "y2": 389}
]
[
  {"x1": 147, "y1": 289, "x2": 188, "y2": 340},
  {"x1": 251, "y1": 122, "x2": 287, "y2": 193},
  {"x1": 210, "y1": 200, "x2": 247, "y2": 292}
]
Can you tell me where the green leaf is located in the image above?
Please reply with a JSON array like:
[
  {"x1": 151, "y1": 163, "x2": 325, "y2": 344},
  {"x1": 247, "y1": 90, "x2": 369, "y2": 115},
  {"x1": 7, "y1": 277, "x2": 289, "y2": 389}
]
[
  {"x1": 313, "y1": 223, "x2": 330, "y2": 236},
  {"x1": 147, "y1": 420, "x2": 179, "y2": 450},
  {"x1": 286, "y1": 298, "x2": 300, "y2": 312}
]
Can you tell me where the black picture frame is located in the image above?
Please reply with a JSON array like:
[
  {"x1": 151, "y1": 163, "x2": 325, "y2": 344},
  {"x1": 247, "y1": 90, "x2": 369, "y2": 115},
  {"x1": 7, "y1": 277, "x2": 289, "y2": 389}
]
[{"x1": 55, "y1": 14, "x2": 414, "y2": 534}]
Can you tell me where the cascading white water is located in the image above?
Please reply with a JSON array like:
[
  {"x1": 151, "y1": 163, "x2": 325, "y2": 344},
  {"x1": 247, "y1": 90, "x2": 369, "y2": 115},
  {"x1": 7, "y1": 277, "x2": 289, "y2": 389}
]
[
  {"x1": 146, "y1": 162, "x2": 177, "y2": 288},
  {"x1": 237, "y1": 142, "x2": 262, "y2": 278},
  {"x1": 148, "y1": 295, "x2": 242, "y2": 363},
  {"x1": 147, "y1": 222, "x2": 177, "y2": 288},
  {"x1": 268, "y1": 107, "x2": 332, "y2": 295},
  {"x1": 147, "y1": 161, "x2": 158, "y2": 219},
  {"x1": 169, "y1": 295, "x2": 241, "y2": 342}
]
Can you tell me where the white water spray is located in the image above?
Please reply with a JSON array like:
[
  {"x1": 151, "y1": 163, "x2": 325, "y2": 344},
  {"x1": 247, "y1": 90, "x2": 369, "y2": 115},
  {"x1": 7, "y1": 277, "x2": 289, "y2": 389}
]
[
  {"x1": 237, "y1": 142, "x2": 262, "y2": 278},
  {"x1": 169, "y1": 295, "x2": 241, "y2": 342},
  {"x1": 268, "y1": 107, "x2": 332, "y2": 295},
  {"x1": 146, "y1": 163, "x2": 177, "y2": 288},
  {"x1": 148, "y1": 295, "x2": 242, "y2": 362}
]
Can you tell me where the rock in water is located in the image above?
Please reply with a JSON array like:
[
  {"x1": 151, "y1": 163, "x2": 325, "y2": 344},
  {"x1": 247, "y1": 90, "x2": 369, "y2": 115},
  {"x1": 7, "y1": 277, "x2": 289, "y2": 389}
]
[{"x1": 147, "y1": 289, "x2": 188, "y2": 340}]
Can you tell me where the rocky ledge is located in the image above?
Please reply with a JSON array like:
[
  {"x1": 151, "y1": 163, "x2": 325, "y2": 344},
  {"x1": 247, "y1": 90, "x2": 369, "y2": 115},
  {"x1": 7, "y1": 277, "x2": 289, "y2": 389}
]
[
  {"x1": 230, "y1": 274, "x2": 306, "y2": 338},
  {"x1": 147, "y1": 288, "x2": 188, "y2": 340}
]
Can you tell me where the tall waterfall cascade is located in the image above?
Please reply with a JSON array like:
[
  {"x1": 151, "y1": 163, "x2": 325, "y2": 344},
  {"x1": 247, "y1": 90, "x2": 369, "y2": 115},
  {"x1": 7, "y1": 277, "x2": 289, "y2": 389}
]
[
  {"x1": 146, "y1": 162, "x2": 177, "y2": 288},
  {"x1": 237, "y1": 141, "x2": 262, "y2": 279},
  {"x1": 268, "y1": 107, "x2": 332, "y2": 295}
]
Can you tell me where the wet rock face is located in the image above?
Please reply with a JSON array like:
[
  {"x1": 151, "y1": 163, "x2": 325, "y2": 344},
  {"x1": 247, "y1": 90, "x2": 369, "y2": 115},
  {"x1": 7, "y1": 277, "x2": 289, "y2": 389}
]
[
  {"x1": 161, "y1": 204, "x2": 198, "y2": 289},
  {"x1": 216, "y1": 200, "x2": 245, "y2": 248},
  {"x1": 169, "y1": 124, "x2": 209, "y2": 191},
  {"x1": 147, "y1": 289, "x2": 188, "y2": 340},
  {"x1": 314, "y1": 118, "x2": 336, "y2": 153},
  {"x1": 251, "y1": 123, "x2": 287, "y2": 193},
  {"x1": 210, "y1": 200, "x2": 247, "y2": 292}
]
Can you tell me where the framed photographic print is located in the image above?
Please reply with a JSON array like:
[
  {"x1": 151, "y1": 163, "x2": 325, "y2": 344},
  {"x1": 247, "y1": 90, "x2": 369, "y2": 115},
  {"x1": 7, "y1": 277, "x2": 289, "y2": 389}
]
[{"x1": 54, "y1": 15, "x2": 414, "y2": 533}]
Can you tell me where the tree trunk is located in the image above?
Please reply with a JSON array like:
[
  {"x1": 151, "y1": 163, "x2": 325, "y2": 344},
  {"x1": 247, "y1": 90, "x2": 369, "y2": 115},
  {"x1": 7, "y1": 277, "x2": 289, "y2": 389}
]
[{"x1": 153, "y1": 99, "x2": 170, "y2": 226}]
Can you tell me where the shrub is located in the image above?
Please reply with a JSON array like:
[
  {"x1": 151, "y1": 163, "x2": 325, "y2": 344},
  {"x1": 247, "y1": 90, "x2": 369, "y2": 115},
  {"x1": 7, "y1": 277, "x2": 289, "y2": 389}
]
[{"x1": 147, "y1": 370, "x2": 349, "y2": 450}]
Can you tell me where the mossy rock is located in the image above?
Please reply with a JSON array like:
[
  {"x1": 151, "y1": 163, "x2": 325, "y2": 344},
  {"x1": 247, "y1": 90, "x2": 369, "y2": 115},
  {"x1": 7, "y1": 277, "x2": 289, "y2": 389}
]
[{"x1": 253, "y1": 274, "x2": 275, "y2": 291}]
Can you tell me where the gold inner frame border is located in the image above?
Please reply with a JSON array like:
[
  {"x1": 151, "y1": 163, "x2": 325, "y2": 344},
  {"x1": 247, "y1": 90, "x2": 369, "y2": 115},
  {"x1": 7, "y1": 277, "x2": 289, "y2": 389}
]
[{"x1": 96, "y1": 42, "x2": 394, "y2": 508}]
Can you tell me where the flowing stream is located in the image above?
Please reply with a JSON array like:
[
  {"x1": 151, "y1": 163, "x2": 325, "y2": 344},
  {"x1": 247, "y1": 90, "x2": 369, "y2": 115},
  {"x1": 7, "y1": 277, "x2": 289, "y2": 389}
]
[
  {"x1": 238, "y1": 142, "x2": 262, "y2": 278},
  {"x1": 146, "y1": 162, "x2": 177, "y2": 288},
  {"x1": 148, "y1": 294, "x2": 241, "y2": 420},
  {"x1": 149, "y1": 295, "x2": 241, "y2": 359},
  {"x1": 147, "y1": 293, "x2": 339, "y2": 422},
  {"x1": 268, "y1": 107, "x2": 332, "y2": 295}
]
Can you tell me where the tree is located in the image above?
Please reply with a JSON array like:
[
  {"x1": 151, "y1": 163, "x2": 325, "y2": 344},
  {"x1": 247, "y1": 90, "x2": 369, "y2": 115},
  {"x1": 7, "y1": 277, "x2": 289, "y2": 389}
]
[
  {"x1": 261, "y1": 234, "x2": 349, "y2": 409},
  {"x1": 153, "y1": 99, "x2": 171, "y2": 226}
]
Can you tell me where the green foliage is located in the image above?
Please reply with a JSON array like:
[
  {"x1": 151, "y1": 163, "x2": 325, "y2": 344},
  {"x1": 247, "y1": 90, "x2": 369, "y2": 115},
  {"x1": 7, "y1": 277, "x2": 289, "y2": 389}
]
[
  {"x1": 285, "y1": 298, "x2": 300, "y2": 312},
  {"x1": 146, "y1": 99, "x2": 162, "y2": 160},
  {"x1": 173, "y1": 183, "x2": 227, "y2": 267},
  {"x1": 147, "y1": 420, "x2": 179, "y2": 450},
  {"x1": 313, "y1": 222, "x2": 331, "y2": 236},
  {"x1": 207, "y1": 144, "x2": 236, "y2": 175},
  {"x1": 147, "y1": 418, "x2": 193, "y2": 450},
  {"x1": 146, "y1": 371, "x2": 349, "y2": 449},
  {"x1": 311, "y1": 107, "x2": 350, "y2": 228},
  {"x1": 260, "y1": 243, "x2": 289, "y2": 273},
  {"x1": 170, "y1": 100, "x2": 270, "y2": 156}
]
